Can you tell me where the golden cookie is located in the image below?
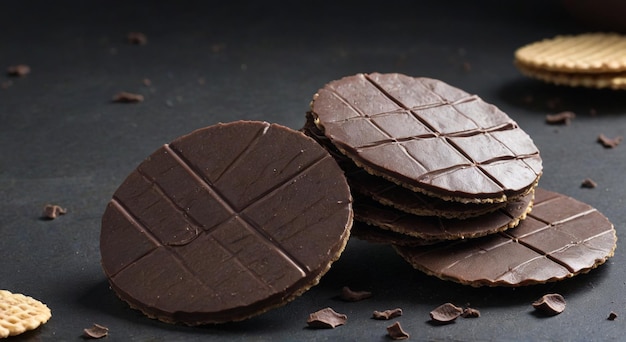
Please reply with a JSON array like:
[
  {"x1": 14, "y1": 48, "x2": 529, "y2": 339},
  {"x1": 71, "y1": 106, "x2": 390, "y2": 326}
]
[
  {"x1": 0, "y1": 290, "x2": 51, "y2": 338},
  {"x1": 515, "y1": 33, "x2": 626, "y2": 74}
]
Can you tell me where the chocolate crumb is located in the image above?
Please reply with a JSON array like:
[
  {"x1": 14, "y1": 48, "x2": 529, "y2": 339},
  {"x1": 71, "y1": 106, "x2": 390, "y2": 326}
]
[
  {"x1": 532, "y1": 293, "x2": 566, "y2": 316},
  {"x1": 83, "y1": 323, "x2": 108, "y2": 339},
  {"x1": 42, "y1": 204, "x2": 67, "y2": 220},
  {"x1": 112, "y1": 92, "x2": 144, "y2": 103},
  {"x1": 581, "y1": 178, "x2": 597, "y2": 189},
  {"x1": 461, "y1": 307, "x2": 480, "y2": 318},
  {"x1": 545, "y1": 111, "x2": 575, "y2": 125},
  {"x1": 1, "y1": 80, "x2": 12, "y2": 89},
  {"x1": 142, "y1": 78, "x2": 152, "y2": 87},
  {"x1": 127, "y1": 32, "x2": 147, "y2": 45},
  {"x1": 462, "y1": 62, "x2": 471, "y2": 72},
  {"x1": 372, "y1": 308, "x2": 403, "y2": 320},
  {"x1": 307, "y1": 307, "x2": 347, "y2": 329},
  {"x1": 386, "y1": 321, "x2": 409, "y2": 340},
  {"x1": 608, "y1": 311, "x2": 618, "y2": 320},
  {"x1": 7, "y1": 64, "x2": 30, "y2": 77},
  {"x1": 340, "y1": 286, "x2": 372, "y2": 302},
  {"x1": 430, "y1": 303, "x2": 463, "y2": 323},
  {"x1": 598, "y1": 134, "x2": 623, "y2": 148}
]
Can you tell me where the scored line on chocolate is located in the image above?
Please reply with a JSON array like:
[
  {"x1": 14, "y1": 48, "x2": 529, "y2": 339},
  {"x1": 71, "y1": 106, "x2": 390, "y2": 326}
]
[
  {"x1": 362, "y1": 75, "x2": 533, "y2": 187},
  {"x1": 163, "y1": 142, "x2": 318, "y2": 277},
  {"x1": 108, "y1": 198, "x2": 222, "y2": 294}
]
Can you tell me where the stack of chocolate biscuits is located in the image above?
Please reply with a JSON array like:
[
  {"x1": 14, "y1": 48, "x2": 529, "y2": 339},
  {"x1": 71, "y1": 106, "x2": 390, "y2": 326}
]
[{"x1": 304, "y1": 73, "x2": 616, "y2": 287}]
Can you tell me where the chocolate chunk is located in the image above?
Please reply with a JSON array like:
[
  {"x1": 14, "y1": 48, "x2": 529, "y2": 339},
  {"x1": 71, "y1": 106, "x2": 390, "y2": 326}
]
[
  {"x1": 127, "y1": 32, "x2": 147, "y2": 45},
  {"x1": 372, "y1": 308, "x2": 403, "y2": 320},
  {"x1": 581, "y1": 178, "x2": 597, "y2": 189},
  {"x1": 42, "y1": 204, "x2": 67, "y2": 219},
  {"x1": 307, "y1": 307, "x2": 347, "y2": 329},
  {"x1": 7, "y1": 64, "x2": 30, "y2": 77},
  {"x1": 100, "y1": 121, "x2": 353, "y2": 325},
  {"x1": 386, "y1": 321, "x2": 409, "y2": 340},
  {"x1": 395, "y1": 188, "x2": 617, "y2": 287},
  {"x1": 545, "y1": 111, "x2": 575, "y2": 125},
  {"x1": 430, "y1": 303, "x2": 463, "y2": 323},
  {"x1": 598, "y1": 134, "x2": 623, "y2": 148},
  {"x1": 83, "y1": 323, "x2": 109, "y2": 339},
  {"x1": 112, "y1": 92, "x2": 144, "y2": 103},
  {"x1": 608, "y1": 311, "x2": 618, "y2": 320},
  {"x1": 340, "y1": 286, "x2": 372, "y2": 302},
  {"x1": 532, "y1": 293, "x2": 566, "y2": 316},
  {"x1": 310, "y1": 73, "x2": 542, "y2": 203},
  {"x1": 353, "y1": 190, "x2": 533, "y2": 242},
  {"x1": 461, "y1": 307, "x2": 481, "y2": 318}
]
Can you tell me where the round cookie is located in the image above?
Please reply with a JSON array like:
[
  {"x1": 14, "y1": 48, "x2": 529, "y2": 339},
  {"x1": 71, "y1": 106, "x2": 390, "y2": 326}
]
[
  {"x1": 310, "y1": 73, "x2": 542, "y2": 203},
  {"x1": 515, "y1": 33, "x2": 626, "y2": 74},
  {"x1": 394, "y1": 188, "x2": 617, "y2": 287},
  {"x1": 100, "y1": 121, "x2": 353, "y2": 325},
  {"x1": 0, "y1": 290, "x2": 51, "y2": 338},
  {"x1": 353, "y1": 190, "x2": 533, "y2": 242}
]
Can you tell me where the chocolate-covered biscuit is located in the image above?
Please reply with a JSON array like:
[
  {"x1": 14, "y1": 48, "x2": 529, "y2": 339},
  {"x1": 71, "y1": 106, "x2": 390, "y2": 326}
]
[
  {"x1": 395, "y1": 188, "x2": 617, "y2": 287},
  {"x1": 100, "y1": 121, "x2": 353, "y2": 324},
  {"x1": 354, "y1": 190, "x2": 533, "y2": 242},
  {"x1": 302, "y1": 115, "x2": 506, "y2": 218},
  {"x1": 310, "y1": 73, "x2": 542, "y2": 203}
]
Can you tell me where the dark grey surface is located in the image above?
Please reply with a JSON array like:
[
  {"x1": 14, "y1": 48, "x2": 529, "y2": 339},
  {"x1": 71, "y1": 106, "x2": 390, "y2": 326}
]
[{"x1": 1, "y1": 1, "x2": 625, "y2": 341}]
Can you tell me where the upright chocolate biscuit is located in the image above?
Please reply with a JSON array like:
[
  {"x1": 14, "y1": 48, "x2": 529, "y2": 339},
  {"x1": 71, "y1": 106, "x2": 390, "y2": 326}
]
[
  {"x1": 395, "y1": 188, "x2": 617, "y2": 287},
  {"x1": 310, "y1": 73, "x2": 542, "y2": 203},
  {"x1": 100, "y1": 121, "x2": 353, "y2": 324}
]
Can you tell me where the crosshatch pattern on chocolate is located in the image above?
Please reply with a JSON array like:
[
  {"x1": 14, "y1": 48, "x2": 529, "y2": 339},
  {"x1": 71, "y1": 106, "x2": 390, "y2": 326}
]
[
  {"x1": 311, "y1": 73, "x2": 542, "y2": 202},
  {"x1": 395, "y1": 188, "x2": 617, "y2": 287},
  {"x1": 100, "y1": 121, "x2": 353, "y2": 324}
]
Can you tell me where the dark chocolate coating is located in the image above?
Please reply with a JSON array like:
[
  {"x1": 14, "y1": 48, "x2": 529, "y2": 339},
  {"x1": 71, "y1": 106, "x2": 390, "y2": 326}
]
[
  {"x1": 100, "y1": 121, "x2": 353, "y2": 324},
  {"x1": 395, "y1": 188, "x2": 617, "y2": 287},
  {"x1": 310, "y1": 73, "x2": 542, "y2": 203},
  {"x1": 302, "y1": 114, "x2": 506, "y2": 218}
]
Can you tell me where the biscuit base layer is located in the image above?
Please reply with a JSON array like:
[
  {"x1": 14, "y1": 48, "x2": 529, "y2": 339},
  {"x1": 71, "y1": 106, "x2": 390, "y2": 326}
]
[{"x1": 516, "y1": 62, "x2": 626, "y2": 90}]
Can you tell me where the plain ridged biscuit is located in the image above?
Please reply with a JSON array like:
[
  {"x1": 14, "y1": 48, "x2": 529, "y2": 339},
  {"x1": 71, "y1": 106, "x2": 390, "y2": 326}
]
[
  {"x1": 515, "y1": 33, "x2": 626, "y2": 74},
  {"x1": 515, "y1": 61, "x2": 626, "y2": 90}
]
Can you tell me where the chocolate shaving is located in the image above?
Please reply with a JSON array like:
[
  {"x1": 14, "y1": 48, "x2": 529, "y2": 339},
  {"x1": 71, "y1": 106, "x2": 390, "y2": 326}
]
[
  {"x1": 7, "y1": 64, "x2": 30, "y2": 77},
  {"x1": 372, "y1": 308, "x2": 403, "y2": 320},
  {"x1": 83, "y1": 323, "x2": 109, "y2": 339},
  {"x1": 127, "y1": 32, "x2": 147, "y2": 45},
  {"x1": 581, "y1": 178, "x2": 597, "y2": 189},
  {"x1": 608, "y1": 311, "x2": 618, "y2": 320},
  {"x1": 532, "y1": 293, "x2": 566, "y2": 316},
  {"x1": 306, "y1": 307, "x2": 347, "y2": 329},
  {"x1": 42, "y1": 204, "x2": 67, "y2": 219},
  {"x1": 340, "y1": 286, "x2": 372, "y2": 302},
  {"x1": 545, "y1": 111, "x2": 575, "y2": 125},
  {"x1": 598, "y1": 134, "x2": 623, "y2": 148},
  {"x1": 461, "y1": 307, "x2": 481, "y2": 318},
  {"x1": 430, "y1": 303, "x2": 463, "y2": 323},
  {"x1": 112, "y1": 92, "x2": 144, "y2": 103},
  {"x1": 386, "y1": 322, "x2": 409, "y2": 340}
]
